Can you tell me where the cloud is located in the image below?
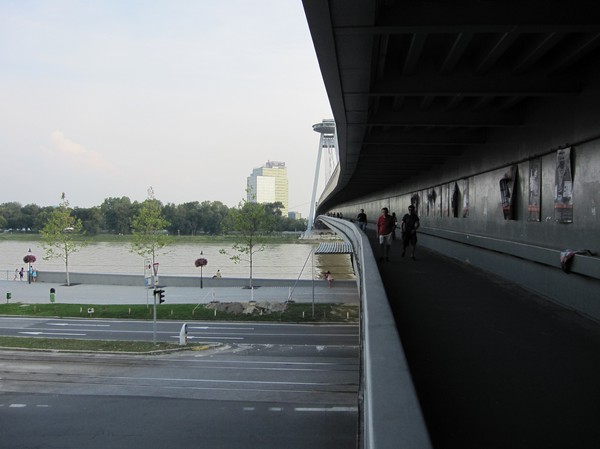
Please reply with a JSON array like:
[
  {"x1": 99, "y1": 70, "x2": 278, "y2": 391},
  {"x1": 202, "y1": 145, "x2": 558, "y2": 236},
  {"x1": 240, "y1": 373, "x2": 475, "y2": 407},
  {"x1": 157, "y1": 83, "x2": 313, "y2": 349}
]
[
  {"x1": 49, "y1": 131, "x2": 114, "y2": 172},
  {"x1": 0, "y1": 2, "x2": 332, "y2": 215}
]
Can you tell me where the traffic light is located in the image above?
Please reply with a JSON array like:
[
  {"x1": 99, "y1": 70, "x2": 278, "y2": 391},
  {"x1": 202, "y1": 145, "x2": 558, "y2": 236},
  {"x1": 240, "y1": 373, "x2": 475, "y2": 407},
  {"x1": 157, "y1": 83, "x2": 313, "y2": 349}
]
[{"x1": 154, "y1": 288, "x2": 165, "y2": 304}]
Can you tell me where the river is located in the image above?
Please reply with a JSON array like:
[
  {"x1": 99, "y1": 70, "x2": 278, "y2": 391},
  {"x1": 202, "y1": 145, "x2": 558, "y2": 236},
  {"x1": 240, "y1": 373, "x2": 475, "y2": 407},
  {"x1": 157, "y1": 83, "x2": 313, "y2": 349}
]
[{"x1": 0, "y1": 240, "x2": 355, "y2": 281}]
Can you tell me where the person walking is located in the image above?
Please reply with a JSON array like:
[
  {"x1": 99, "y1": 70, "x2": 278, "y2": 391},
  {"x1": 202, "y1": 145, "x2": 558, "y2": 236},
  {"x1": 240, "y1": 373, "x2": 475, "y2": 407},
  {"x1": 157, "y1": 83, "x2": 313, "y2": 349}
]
[
  {"x1": 376, "y1": 207, "x2": 395, "y2": 262},
  {"x1": 323, "y1": 270, "x2": 334, "y2": 288},
  {"x1": 391, "y1": 212, "x2": 398, "y2": 240},
  {"x1": 401, "y1": 204, "x2": 420, "y2": 259},
  {"x1": 357, "y1": 209, "x2": 368, "y2": 231}
]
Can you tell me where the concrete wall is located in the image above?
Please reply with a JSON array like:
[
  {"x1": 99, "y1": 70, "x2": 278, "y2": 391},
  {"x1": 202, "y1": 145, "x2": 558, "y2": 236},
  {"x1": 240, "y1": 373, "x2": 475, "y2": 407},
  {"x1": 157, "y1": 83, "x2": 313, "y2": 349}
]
[
  {"x1": 327, "y1": 63, "x2": 600, "y2": 321},
  {"x1": 36, "y1": 271, "x2": 355, "y2": 289}
]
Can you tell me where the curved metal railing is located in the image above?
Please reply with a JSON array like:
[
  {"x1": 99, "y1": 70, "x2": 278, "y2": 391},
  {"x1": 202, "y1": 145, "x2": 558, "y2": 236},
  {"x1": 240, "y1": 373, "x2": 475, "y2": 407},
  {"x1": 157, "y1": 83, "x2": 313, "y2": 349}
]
[{"x1": 317, "y1": 215, "x2": 432, "y2": 449}]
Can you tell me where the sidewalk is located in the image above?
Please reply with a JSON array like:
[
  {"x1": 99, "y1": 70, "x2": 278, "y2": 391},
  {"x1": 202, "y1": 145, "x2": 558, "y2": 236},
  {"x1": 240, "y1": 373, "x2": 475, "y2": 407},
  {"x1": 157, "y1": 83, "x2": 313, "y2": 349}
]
[
  {"x1": 0, "y1": 279, "x2": 359, "y2": 305},
  {"x1": 367, "y1": 230, "x2": 600, "y2": 449}
]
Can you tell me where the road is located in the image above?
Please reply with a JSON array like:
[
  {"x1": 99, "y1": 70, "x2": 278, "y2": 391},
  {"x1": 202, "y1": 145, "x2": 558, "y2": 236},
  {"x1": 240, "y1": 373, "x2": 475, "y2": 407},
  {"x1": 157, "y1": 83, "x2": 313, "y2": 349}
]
[
  {"x1": 0, "y1": 316, "x2": 358, "y2": 346},
  {"x1": 0, "y1": 322, "x2": 359, "y2": 448}
]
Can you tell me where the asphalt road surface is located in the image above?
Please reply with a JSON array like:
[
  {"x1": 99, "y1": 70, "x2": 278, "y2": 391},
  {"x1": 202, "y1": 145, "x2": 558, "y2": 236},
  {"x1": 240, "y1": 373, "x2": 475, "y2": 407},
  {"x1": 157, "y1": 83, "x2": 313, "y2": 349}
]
[
  {"x1": 0, "y1": 329, "x2": 359, "y2": 448},
  {"x1": 0, "y1": 316, "x2": 358, "y2": 346}
]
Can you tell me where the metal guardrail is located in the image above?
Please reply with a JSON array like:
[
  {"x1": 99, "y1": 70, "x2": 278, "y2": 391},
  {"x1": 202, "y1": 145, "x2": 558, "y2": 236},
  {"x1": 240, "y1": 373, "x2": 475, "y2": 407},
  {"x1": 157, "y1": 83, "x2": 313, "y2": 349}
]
[
  {"x1": 317, "y1": 216, "x2": 432, "y2": 449},
  {"x1": 314, "y1": 241, "x2": 353, "y2": 254}
]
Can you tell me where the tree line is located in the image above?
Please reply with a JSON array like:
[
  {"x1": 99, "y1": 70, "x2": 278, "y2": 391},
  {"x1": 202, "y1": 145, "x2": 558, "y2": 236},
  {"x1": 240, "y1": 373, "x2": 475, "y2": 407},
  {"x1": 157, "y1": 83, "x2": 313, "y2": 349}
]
[
  {"x1": 0, "y1": 197, "x2": 307, "y2": 235},
  {"x1": 23, "y1": 191, "x2": 297, "y2": 288}
]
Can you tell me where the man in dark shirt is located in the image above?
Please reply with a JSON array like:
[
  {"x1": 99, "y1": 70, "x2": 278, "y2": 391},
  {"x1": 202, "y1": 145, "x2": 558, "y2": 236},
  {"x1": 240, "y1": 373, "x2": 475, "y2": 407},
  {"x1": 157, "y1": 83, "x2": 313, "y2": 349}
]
[
  {"x1": 401, "y1": 205, "x2": 420, "y2": 259},
  {"x1": 357, "y1": 209, "x2": 367, "y2": 231}
]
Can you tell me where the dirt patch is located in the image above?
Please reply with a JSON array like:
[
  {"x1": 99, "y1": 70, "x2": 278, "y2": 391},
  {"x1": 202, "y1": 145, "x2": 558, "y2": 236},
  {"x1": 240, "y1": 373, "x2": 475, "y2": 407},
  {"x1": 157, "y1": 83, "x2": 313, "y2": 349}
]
[{"x1": 205, "y1": 300, "x2": 291, "y2": 316}]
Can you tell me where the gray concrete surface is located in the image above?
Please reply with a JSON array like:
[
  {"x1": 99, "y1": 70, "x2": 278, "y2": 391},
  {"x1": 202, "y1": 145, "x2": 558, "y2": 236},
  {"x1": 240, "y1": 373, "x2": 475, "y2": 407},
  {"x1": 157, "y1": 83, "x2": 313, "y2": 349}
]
[
  {"x1": 366, "y1": 228, "x2": 600, "y2": 449},
  {"x1": 0, "y1": 279, "x2": 359, "y2": 305}
]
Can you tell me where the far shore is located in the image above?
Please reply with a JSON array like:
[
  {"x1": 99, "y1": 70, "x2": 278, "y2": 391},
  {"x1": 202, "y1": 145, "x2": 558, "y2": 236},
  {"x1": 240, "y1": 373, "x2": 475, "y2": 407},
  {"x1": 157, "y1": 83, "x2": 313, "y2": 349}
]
[{"x1": 0, "y1": 232, "x2": 310, "y2": 244}]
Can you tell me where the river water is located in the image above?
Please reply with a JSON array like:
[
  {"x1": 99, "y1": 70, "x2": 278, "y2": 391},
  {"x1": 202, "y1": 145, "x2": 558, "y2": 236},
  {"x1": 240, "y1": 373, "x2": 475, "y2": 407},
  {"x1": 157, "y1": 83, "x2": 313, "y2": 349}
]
[{"x1": 0, "y1": 240, "x2": 355, "y2": 281}]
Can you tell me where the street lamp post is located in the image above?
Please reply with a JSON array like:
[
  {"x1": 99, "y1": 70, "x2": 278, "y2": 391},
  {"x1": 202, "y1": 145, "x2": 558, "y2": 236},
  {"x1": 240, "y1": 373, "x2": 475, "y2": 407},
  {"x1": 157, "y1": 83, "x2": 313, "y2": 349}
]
[
  {"x1": 23, "y1": 248, "x2": 36, "y2": 285},
  {"x1": 194, "y1": 252, "x2": 208, "y2": 289},
  {"x1": 152, "y1": 262, "x2": 159, "y2": 344}
]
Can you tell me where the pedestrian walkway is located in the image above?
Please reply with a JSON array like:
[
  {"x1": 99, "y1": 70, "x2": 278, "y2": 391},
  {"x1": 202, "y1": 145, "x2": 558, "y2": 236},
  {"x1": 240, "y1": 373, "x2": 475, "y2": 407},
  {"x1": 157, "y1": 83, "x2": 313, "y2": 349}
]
[
  {"x1": 0, "y1": 279, "x2": 359, "y2": 306},
  {"x1": 368, "y1": 231, "x2": 600, "y2": 449}
]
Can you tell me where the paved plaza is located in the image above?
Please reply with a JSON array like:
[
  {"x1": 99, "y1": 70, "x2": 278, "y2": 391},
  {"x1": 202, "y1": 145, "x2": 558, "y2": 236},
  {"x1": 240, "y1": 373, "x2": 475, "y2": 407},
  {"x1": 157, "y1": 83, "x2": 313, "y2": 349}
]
[{"x1": 0, "y1": 279, "x2": 359, "y2": 306}]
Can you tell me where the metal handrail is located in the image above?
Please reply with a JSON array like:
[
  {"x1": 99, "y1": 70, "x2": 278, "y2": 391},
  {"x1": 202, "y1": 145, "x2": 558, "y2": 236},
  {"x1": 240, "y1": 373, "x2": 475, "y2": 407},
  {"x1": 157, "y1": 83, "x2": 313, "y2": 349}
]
[{"x1": 318, "y1": 215, "x2": 432, "y2": 449}]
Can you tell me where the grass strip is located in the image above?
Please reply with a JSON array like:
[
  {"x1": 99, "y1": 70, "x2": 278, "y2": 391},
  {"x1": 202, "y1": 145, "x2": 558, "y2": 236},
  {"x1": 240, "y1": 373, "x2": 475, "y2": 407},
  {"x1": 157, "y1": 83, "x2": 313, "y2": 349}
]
[
  {"x1": 0, "y1": 302, "x2": 359, "y2": 323},
  {"x1": 0, "y1": 336, "x2": 196, "y2": 353}
]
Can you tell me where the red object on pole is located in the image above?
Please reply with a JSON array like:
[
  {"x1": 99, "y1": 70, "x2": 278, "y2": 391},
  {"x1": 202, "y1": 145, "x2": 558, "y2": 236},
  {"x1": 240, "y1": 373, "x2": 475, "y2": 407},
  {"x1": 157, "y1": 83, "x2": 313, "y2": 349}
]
[
  {"x1": 194, "y1": 258, "x2": 208, "y2": 289},
  {"x1": 23, "y1": 254, "x2": 37, "y2": 264}
]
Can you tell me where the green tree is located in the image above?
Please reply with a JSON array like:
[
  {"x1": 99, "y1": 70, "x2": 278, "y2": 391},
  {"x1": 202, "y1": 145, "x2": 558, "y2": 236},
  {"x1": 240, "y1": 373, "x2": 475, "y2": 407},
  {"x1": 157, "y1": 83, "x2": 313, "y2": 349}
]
[
  {"x1": 201, "y1": 201, "x2": 229, "y2": 234},
  {"x1": 21, "y1": 203, "x2": 42, "y2": 231},
  {"x1": 0, "y1": 202, "x2": 23, "y2": 230},
  {"x1": 73, "y1": 206, "x2": 103, "y2": 235},
  {"x1": 100, "y1": 196, "x2": 135, "y2": 234},
  {"x1": 274, "y1": 215, "x2": 308, "y2": 232},
  {"x1": 164, "y1": 201, "x2": 201, "y2": 236},
  {"x1": 264, "y1": 201, "x2": 284, "y2": 217},
  {"x1": 220, "y1": 199, "x2": 277, "y2": 288},
  {"x1": 33, "y1": 206, "x2": 55, "y2": 232},
  {"x1": 130, "y1": 188, "x2": 172, "y2": 270},
  {"x1": 40, "y1": 193, "x2": 88, "y2": 286}
]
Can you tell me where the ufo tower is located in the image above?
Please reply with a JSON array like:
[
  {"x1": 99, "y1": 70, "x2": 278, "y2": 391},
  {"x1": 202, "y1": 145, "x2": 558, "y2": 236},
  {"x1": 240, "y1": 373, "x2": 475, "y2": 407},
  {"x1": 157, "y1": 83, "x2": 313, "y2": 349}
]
[{"x1": 307, "y1": 119, "x2": 338, "y2": 232}]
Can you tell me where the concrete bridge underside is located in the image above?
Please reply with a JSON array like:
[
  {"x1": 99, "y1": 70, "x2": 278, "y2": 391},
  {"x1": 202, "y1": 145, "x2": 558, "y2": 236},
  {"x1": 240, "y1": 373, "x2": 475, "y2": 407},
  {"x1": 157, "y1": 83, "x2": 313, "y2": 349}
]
[
  {"x1": 303, "y1": 0, "x2": 600, "y2": 321},
  {"x1": 303, "y1": 2, "x2": 600, "y2": 448}
]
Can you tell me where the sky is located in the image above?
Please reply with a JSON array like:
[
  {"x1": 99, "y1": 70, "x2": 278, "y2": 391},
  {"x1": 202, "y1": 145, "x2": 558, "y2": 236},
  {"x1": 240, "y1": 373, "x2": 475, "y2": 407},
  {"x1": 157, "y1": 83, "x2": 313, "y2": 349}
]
[{"x1": 0, "y1": 0, "x2": 333, "y2": 217}]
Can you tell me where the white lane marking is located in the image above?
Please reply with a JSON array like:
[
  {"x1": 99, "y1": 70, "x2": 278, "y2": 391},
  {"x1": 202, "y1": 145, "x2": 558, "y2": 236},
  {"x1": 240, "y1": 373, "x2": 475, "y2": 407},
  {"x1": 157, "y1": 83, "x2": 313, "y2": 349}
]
[
  {"x1": 19, "y1": 332, "x2": 86, "y2": 336},
  {"x1": 47, "y1": 323, "x2": 110, "y2": 327},
  {"x1": 4, "y1": 404, "x2": 51, "y2": 408},
  {"x1": 189, "y1": 326, "x2": 255, "y2": 330},
  {"x1": 170, "y1": 335, "x2": 244, "y2": 341},
  {"x1": 295, "y1": 406, "x2": 358, "y2": 412},
  {"x1": 187, "y1": 359, "x2": 354, "y2": 367},
  {"x1": 87, "y1": 375, "x2": 343, "y2": 388},
  {"x1": 269, "y1": 407, "x2": 283, "y2": 412},
  {"x1": 21, "y1": 328, "x2": 174, "y2": 335},
  {"x1": 209, "y1": 332, "x2": 359, "y2": 337}
]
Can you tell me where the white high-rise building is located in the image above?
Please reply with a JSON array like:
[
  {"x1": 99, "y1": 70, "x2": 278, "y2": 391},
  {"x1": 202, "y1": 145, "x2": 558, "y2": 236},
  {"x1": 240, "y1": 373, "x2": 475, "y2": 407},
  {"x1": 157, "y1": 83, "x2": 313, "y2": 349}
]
[{"x1": 247, "y1": 161, "x2": 289, "y2": 215}]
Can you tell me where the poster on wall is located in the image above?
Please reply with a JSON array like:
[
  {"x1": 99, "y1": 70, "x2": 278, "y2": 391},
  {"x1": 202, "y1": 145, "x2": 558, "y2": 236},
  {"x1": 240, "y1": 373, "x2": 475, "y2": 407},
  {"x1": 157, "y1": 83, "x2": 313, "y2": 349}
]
[
  {"x1": 442, "y1": 184, "x2": 450, "y2": 217},
  {"x1": 411, "y1": 193, "x2": 420, "y2": 213},
  {"x1": 554, "y1": 148, "x2": 573, "y2": 223},
  {"x1": 528, "y1": 157, "x2": 542, "y2": 222},
  {"x1": 462, "y1": 178, "x2": 470, "y2": 218},
  {"x1": 440, "y1": 186, "x2": 445, "y2": 216},
  {"x1": 499, "y1": 165, "x2": 518, "y2": 220},
  {"x1": 427, "y1": 189, "x2": 436, "y2": 216},
  {"x1": 451, "y1": 182, "x2": 459, "y2": 217}
]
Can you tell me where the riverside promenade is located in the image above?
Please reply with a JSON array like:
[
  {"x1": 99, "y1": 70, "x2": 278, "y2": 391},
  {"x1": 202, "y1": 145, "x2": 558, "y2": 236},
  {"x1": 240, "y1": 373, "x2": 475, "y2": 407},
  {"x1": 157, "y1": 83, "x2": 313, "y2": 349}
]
[{"x1": 0, "y1": 277, "x2": 358, "y2": 306}]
